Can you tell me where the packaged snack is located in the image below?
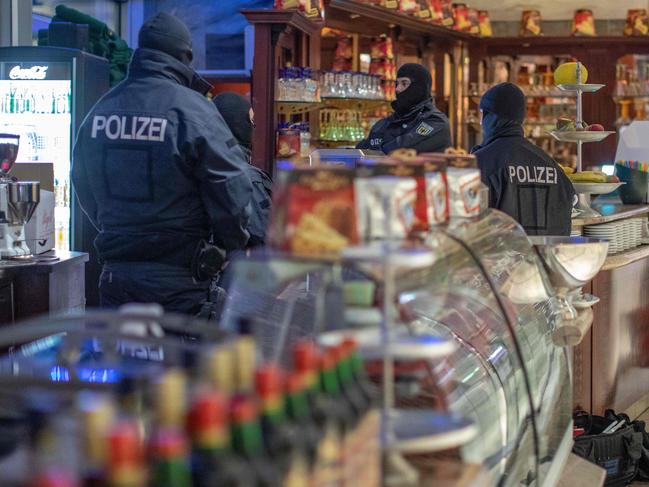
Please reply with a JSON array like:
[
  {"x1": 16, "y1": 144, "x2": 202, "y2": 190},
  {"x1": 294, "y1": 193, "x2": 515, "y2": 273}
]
[
  {"x1": 520, "y1": 10, "x2": 542, "y2": 36},
  {"x1": 440, "y1": 0, "x2": 455, "y2": 27},
  {"x1": 572, "y1": 9, "x2": 596, "y2": 36},
  {"x1": 452, "y1": 3, "x2": 471, "y2": 32},
  {"x1": 468, "y1": 8, "x2": 480, "y2": 35},
  {"x1": 478, "y1": 10, "x2": 493, "y2": 37},
  {"x1": 625, "y1": 9, "x2": 649, "y2": 36},
  {"x1": 335, "y1": 37, "x2": 353, "y2": 59},
  {"x1": 370, "y1": 37, "x2": 394, "y2": 60},
  {"x1": 444, "y1": 151, "x2": 482, "y2": 218},
  {"x1": 270, "y1": 166, "x2": 359, "y2": 257},
  {"x1": 333, "y1": 58, "x2": 353, "y2": 71},
  {"x1": 276, "y1": 126, "x2": 301, "y2": 158},
  {"x1": 356, "y1": 156, "x2": 429, "y2": 240},
  {"x1": 422, "y1": 157, "x2": 449, "y2": 225},
  {"x1": 274, "y1": 0, "x2": 300, "y2": 8},
  {"x1": 399, "y1": 0, "x2": 420, "y2": 15},
  {"x1": 416, "y1": 0, "x2": 433, "y2": 20},
  {"x1": 382, "y1": 0, "x2": 399, "y2": 8},
  {"x1": 429, "y1": 0, "x2": 444, "y2": 24}
]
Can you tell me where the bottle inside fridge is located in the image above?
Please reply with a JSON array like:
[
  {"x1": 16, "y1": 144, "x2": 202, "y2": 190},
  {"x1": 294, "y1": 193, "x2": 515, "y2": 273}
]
[{"x1": 0, "y1": 76, "x2": 71, "y2": 252}]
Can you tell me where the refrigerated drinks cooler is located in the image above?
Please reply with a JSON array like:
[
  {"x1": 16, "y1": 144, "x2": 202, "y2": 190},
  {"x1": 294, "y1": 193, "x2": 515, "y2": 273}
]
[{"x1": 0, "y1": 47, "x2": 110, "y2": 304}]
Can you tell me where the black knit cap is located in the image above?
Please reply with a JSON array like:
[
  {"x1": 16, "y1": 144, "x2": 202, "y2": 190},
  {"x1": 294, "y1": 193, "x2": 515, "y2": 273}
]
[
  {"x1": 213, "y1": 92, "x2": 253, "y2": 150},
  {"x1": 138, "y1": 12, "x2": 193, "y2": 66},
  {"x1": 479, "y1": 82, "x2": 526, "y2": 123}
]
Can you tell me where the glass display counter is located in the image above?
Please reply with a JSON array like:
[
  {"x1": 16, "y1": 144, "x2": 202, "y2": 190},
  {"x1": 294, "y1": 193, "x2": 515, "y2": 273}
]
[{"x1": 221, "y1": 209, "x2": 575, "y2": 487}]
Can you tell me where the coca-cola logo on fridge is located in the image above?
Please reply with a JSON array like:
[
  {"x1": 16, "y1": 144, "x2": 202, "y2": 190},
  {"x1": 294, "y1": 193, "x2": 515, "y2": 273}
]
[{"x1": 9, "y1": 66, "x2": 49, "y2": 80}]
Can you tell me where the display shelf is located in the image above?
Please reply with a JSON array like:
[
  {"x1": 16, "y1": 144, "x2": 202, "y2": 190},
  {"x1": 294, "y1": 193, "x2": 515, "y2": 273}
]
[
  {"x1": 327, "y1": 0, "x2": 475, "y2": 41},
  {"x1": 274, "y1": 100, "x2": 324, "y2": 115},
  {"x1": 321, "y1": 96, "x2": 390, "y2": 111},
  {"x1": 571, "y1": 203, "x2": 649, "y2": 227}
]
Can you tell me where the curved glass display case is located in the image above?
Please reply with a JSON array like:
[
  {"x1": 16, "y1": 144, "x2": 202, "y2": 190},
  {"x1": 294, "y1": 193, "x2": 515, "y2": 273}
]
[{"x1": 220, "y1": 209, "x2": 574, "y2": 487}]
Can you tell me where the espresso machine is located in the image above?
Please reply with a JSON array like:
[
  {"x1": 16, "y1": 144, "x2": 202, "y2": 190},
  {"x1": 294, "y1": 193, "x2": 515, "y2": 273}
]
[{"x1": 0, "y1": 133, "x2": 40, "y2": 260}]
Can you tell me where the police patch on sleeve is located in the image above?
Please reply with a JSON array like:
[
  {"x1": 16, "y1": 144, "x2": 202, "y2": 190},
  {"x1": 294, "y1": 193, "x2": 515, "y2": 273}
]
[{"x1": 416, "y1": 122, "x2": 435, "y2": 136}]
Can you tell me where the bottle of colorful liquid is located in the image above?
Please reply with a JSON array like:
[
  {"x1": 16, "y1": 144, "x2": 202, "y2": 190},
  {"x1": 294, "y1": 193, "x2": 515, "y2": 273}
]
[
  {"x1": 187, "y1": 390, "x2": 254, "y2": 487},
  {"x1": 230, "y1": 396, "x2": 283, "y2": 487}
]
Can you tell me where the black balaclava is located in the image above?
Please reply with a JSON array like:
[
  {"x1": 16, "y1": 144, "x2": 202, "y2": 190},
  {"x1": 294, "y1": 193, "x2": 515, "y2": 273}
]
[
  {"x1": 138, "y1": 12, "x2": 193, "y2": 66},
  {"x1": 478, "y1": 83, "x2": 526, "y2": 147},
  {"x1": 213, "y1": 92, "x2": 253, "y2": 150},
  {"x1": 392, "y1": 63, "x2": 432, "y2": 115}
]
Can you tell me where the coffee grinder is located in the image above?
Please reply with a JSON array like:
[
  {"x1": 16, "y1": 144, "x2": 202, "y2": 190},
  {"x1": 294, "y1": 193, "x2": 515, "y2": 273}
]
[{"x1": 0, "y1": 133, "x2": 40, "y2": 259}]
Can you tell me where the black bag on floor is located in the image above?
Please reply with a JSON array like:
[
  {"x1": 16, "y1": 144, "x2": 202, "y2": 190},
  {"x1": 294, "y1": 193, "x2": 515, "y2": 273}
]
[{"x1": 572, "y1": 410, "x2": 645, "y2": 487}]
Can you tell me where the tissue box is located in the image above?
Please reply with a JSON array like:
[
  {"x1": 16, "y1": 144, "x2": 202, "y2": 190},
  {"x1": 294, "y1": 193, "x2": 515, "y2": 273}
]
[{"x1": 25, "y1": 190, "x2": 55, "y2": 254}]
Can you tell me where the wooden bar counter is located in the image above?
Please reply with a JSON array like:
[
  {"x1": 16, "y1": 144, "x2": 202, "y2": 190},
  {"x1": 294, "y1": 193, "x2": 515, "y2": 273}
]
[
  {"x1": 0, "y1": 251, "x2": 88, "y2": 325},
  {"x1": 572, "y1": 204, "x2": 649, "y2": 417}
]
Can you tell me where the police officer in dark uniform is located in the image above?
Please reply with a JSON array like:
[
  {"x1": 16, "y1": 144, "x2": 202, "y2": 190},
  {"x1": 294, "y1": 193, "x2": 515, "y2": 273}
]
[
  {"x1": 213, "y1": 92, "x2": 271, "y2": 247},
  {"x1": 357, "y1": 63, "x2": 451, "y2": 154},
  {"x1": 72, "y1": 13, "x2": 252, "y2": 315},
  {"x1": 472, "y1": 82, "x2": 575, "y2": 236}
]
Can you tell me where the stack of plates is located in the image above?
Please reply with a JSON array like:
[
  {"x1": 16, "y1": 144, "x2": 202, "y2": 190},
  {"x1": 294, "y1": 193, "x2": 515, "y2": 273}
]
[
  {"x1": 583, "y1": 218, "x2": 646, "y2": 255},
  {"x1": 570, "y1": 227, "x2": 583, "y2": 237}
]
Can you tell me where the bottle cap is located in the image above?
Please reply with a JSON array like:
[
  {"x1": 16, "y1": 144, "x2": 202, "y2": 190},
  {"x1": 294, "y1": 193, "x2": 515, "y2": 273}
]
[
  {"x1": 293, "y1": 341, "x2": 318, "y2": 372},
  {"x1": 319, "y1": 348, "x2": 337, "y2": 372},
  {"x1": 230, "y1": 396, "x2": 257, "y2": 424},
  {"x1": 108, "y1": 421, "x2": 142, "y2": 466},
  {"x1": 286, "y1": 372, "x2": 305, "y2": 394},
  {"x1": 255, "y1": 363, "x2": 284, "y2": 398},
  {"x1": 188, "y1": 390, "x2": 227, "y2": 434},
  {"x1": 150, "y1": 427, "x2": 188, "y2": 459}
]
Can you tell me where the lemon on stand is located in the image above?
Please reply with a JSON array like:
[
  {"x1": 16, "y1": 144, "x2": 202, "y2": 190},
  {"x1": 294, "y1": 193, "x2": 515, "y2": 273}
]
[{"x1": 553, "y1": 62, "x2": 589, "y2": 85}]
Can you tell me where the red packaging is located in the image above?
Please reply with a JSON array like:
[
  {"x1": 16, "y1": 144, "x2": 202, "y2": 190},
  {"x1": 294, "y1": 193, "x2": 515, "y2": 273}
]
[
  {"x1": 478, "y1": 10, "x2": 493, "y2": 37},
  {"x1": 269, "y1": 166, "x2": 359, "y2": 257},
  {"x1": 452, "y1": 3, "x2": 471, "y2": 32},
  {"x1": 572, "y1": 9, "x2": 596, "y2": 36},
  {"x1": 333, "y1": 58, "x2": 353, "y2": 71},
  {"x1": 335, "y1": 37, "x2": 353, "y2": 59},
  {"x1": 429, "y1": 0, "x2": 444, "y2": 24},
  {"x1": 370, "y1": 37, "x2": 394, "y2": 60},
  {"x1": 276, "y1": 128, "x2": 300, "y2": 158}
]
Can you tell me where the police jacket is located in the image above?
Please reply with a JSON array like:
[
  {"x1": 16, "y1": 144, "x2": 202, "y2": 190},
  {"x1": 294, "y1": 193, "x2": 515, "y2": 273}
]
[
  {"x1": 356, "y1": 99, "x2": 451, "y2": 154},
  {"x1": 473, "y1": 124, "x2": 575, "y2": 236},
  {"x1": 72, "y1": 48, "x2": 253, "y2": 267},
  {"x1": 241, "y1": 148, "x2": 272, "y2": 247}
]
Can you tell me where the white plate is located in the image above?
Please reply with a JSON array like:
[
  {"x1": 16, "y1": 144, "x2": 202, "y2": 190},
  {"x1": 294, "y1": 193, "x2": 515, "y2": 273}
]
[
  {"x1": 572, "y1": 181, "x2": 625, "y2": 195},
  {"x1": 557, "y1": 83, "x2": 605, "y2": 93},
  {"x1": 551, "y1": 130, "x2": 615, "y2": 143}
]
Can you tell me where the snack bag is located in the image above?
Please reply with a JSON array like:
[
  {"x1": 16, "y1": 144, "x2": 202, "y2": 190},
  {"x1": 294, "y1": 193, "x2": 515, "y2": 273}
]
[
  {"x1": 440, "y1": 0, "x2": 455, "y2": 27},
  {"x1": 443, "y1": 150, "x2": 482, "y2": 218},
  {"x1": 416, "y1": 0, "x2": 433, "y2": 20},
  {"x1": 429, "y1": 0, "x2": 444, "y2": 24},
  {"x1": 381, "y1": 0, "x2": 399, "y2": 8},
  {"x1": 452, "y1": 3, "x2": 471, "y2": 32},
  {"x1": 520, "y1": 10, "x2": 542, "y2": 36},
  {"x1": 370, "y1": 36, "x2": 394, "y2": 60},
  {"x1": 468, "y1": 8, "x2": 480, "y2": 35},
  {"x1": 572, "y1": 9, "x2": 596, "y2": 36},
  {"x1": 625, "y1": 9, "x2": 649, "y2": 36},
  {"x1": 270, "y1": 165, "x2": 358, "y2": 258},
  {"x1": 399, "y1": 0, "x2": 420, "y2": 15},
  {"x1": 335, "y1": 37, "x2": 353, "y2": 59},
  {"x1": 420, "y1": 155, "x2": 449, "y2": 225},
  {"x1": 478, "y1": 10, "x2": 493, "y2": 37}
]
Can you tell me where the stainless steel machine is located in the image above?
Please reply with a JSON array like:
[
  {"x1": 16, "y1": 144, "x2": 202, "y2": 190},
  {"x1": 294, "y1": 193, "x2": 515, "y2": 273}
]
[{"x1": 0, "y1": 133, "x2": 40, "y2": 259}]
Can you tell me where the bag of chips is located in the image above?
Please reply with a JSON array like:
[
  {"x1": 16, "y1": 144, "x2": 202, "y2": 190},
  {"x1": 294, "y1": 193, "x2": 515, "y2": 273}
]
[
  {"x1": 520, "y1": 10, "x2": 542, "y2": 36},
  {"x1": 452, "y1": 3, "x2": 471, "y2": 32},
  {"x1": 370, "y1": 36, "x2": 394, "y2": 60},
  {"x1": 440, "y1": 0, "x2": 455, "y2": 27},
  {"x1": 399, "y1": 0, "x2": 420, "y2": 15},
  {"x1": 625, "y1": 9, "x2": 649, "y2": 36},
  {"x1": 468, "y1": 8, "x2": 480, "y2": 35},
  {"x1": 335, "y1": 37, "x2": 353, "y2": 59},
  {"x1": 478, "y1": 10, "x2": 493, "y2": 37}
]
